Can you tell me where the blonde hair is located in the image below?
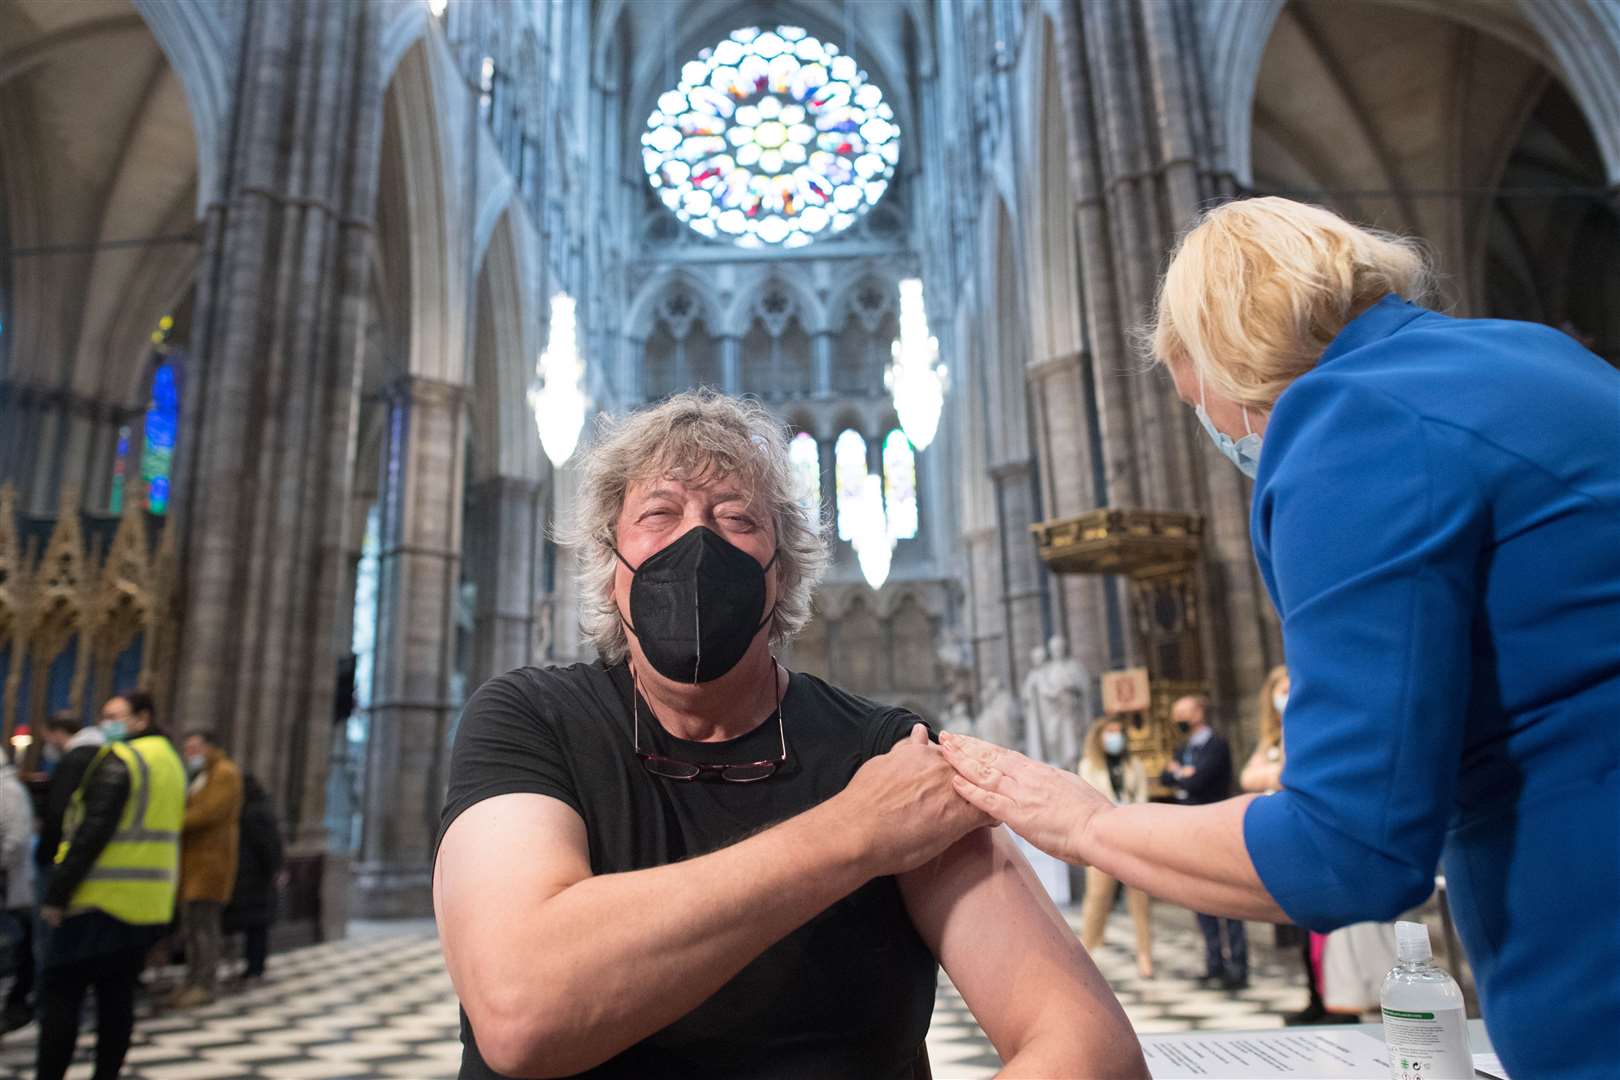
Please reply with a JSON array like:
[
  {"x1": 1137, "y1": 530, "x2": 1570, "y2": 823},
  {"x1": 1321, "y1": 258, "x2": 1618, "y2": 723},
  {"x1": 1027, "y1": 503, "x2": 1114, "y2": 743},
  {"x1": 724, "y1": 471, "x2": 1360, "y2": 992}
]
[
  {"x1": 1255, "y1": 664, "x2": 1290, "y2": 753},
  {"x1": 1081, "y1": 714, "x2": 1129, "y2": 771},
  {"x1": 560, "y1": 389, "x2": 829, "y2": 665},
  {"x1": 1146, "y1": 197, "x2": 1433, "y2": 409}
]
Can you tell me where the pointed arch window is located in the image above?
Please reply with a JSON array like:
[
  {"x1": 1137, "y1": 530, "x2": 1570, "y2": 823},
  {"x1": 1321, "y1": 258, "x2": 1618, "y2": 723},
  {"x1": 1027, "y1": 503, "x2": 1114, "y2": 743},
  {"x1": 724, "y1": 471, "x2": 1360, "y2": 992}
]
[
  {"x1": 882, "y1": 429, "x2": 917, "y2": 540},
  {"x1": 110, "y1": 354, "x2": 180, "y2": 515},
  {"x1": 834, "y1": 429, "x2": 867, "y2": 541},
  {"x1": 140, "y1": 361, "x2": 179, "y2": 514},
  {"x1": 789, "y1": 432, "x2": 821, "y2": 516}
]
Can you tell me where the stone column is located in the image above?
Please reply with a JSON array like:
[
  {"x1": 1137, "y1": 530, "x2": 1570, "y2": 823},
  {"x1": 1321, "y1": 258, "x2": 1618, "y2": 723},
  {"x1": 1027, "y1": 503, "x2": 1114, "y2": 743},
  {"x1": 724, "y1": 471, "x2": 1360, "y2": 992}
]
[
  {"x1": 962, "y1": 525, "x2": 1005, "y2": 690},
  {"x1": 720, "y1": 334, "x2": 741, "y2": 396},
  {"x1": 467, "y1": 474, "x2": 540, "y2": 689},
  {"x1": 812, "y1": 330, "x2": 833, "y2": 397},
  {"x1": 1027, "y1": 351, "x2": 1112, "y2": 682},
  {"x1": 168, "y1": 1, "x2": 385, "y2": 857},
  {"x1": 1044, "y1": 0, "x2": 1279, "y2": 720},
  {"x1": 353, "y1": 375, "x2": 468, "y2": 917},
  {"x1": 990, "y1": 459, "x2": 1047, "y2": 689}
]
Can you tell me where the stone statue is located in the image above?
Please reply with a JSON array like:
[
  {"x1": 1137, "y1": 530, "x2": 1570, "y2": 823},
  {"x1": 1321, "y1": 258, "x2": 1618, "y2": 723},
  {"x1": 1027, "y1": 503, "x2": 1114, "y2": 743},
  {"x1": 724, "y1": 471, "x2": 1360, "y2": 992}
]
[
  {"x1": 975, "y1": 676, "x2": 1020, "y2": 749},
  {"x1": 936, "y1": 634, "x2": 976, "y2": 721},
  {"x1": 941, "y1": 698, "x2": 976, "y2": 738},
  {"x1": 1020, "y1": 643, "x2": 1051, "y2": 762},
  {"x1": 1021, "y1": 635, "x2": 1088, "y2": 769}
]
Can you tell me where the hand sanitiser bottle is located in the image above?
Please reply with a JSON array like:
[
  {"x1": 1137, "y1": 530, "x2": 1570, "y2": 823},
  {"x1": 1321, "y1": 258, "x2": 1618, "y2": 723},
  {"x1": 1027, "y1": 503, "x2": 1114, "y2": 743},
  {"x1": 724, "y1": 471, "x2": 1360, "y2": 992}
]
[{"x1": 1380, "y1": 921, "x2": 1472, "y2": 1079}]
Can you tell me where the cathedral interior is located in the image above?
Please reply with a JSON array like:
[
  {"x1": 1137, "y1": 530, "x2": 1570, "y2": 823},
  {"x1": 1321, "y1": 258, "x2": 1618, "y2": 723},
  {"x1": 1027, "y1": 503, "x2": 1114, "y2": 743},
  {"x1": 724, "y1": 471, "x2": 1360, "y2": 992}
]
[{"x1": 0, "y1": 0, "x2": 1617, "y2": 1073}]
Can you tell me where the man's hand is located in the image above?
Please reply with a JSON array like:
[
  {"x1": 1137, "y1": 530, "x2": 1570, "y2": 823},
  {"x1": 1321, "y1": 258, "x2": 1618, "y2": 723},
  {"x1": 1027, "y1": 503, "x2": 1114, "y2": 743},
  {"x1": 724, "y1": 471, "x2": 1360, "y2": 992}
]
[
  {"x1": 940, "y1": 731, "x2": 1114, "y2": 865},
  {"x1": 41, "y1": 906, "x2": 63, "y2": 928},
  {"x1": 830, "y1": 724, "x2": 992, "y2": 878}
]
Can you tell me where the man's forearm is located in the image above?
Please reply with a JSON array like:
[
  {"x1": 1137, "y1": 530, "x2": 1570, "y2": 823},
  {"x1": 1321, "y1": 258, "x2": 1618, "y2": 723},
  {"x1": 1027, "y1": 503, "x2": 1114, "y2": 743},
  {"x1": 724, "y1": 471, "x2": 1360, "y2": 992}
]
[
  {"x1": 1079, "y1": 796, "x2": 1286, "y2": 922},
  {"x1": 459, "y1": 797, "x2": 876, "y2": 1076}
]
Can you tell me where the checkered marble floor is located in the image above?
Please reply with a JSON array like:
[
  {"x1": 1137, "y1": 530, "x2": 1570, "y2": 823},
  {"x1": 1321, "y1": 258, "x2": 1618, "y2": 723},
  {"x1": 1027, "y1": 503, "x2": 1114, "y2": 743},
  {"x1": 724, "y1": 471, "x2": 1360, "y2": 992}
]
[{"x1": 0, "y1": 907, "x2": 1313, "y2": 1079}]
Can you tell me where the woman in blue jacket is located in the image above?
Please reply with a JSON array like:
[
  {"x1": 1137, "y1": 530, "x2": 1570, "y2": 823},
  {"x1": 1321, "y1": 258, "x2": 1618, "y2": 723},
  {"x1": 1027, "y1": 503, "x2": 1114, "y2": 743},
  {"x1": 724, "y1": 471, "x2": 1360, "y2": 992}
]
[{"x1": 943, "y1": 196, "x2": 1619, "y2": 1078}]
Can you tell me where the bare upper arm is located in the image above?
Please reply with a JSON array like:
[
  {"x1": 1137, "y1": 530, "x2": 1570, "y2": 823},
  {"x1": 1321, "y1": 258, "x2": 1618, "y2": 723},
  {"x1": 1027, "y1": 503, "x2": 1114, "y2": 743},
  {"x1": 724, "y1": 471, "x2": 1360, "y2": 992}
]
[
  {"x1": 434, "y1": 793, "x2": 592, "y2": 1019},
  {"x1": 899, "y1": 828, "x2": 1139, "y2": 1069}
]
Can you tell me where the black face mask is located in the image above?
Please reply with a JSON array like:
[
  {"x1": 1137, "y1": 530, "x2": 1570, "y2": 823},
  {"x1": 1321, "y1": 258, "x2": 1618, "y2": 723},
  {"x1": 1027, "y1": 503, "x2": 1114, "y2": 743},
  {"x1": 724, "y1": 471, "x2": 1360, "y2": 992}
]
[{"x1": 612, "y1": 526, "x2": 778, "y2": 684}]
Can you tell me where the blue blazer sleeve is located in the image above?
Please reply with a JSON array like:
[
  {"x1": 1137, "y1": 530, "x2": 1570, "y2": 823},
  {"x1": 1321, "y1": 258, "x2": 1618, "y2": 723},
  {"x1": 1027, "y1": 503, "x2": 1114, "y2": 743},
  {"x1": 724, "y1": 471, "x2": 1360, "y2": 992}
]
[{"x1": 1243, "y1": 376, "x2": 1488, "y2": 930}]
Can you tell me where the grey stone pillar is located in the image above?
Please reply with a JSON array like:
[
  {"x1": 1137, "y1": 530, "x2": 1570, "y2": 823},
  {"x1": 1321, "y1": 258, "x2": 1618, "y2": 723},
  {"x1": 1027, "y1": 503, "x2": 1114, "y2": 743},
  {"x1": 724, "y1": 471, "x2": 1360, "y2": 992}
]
[
  {"x1": 354, "y1": 375, "x2": 468, "y2": 917},
  {"x1": 1045, "y1": 0, "x2": 1279, "y2": 719},
  {"x1": 812, "y1": 330, "x2": 833, "y2": 397},
  {"x1": 168, "y1": 1, "x2": 385, "y2": 861},
  {"x1": 720, "y1": 334, "x2": 741, "y2": 395},
  {"x1": 989, "y1": 459, "x2": 1046, "y2": 690},
  {"x1": 467, "y1": 475, "x2": 541, "y2": 689},
  {"x1": 1027, "y1": 351, "x2": 1112, "y2": 682}
]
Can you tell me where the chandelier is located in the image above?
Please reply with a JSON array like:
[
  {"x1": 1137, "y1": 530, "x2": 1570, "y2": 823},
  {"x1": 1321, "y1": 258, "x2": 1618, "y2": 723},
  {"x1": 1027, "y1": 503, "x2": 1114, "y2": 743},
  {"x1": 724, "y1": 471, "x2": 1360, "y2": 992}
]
[
  {"x1": 851, "y1": 474, "x2": 894, "y2": 590},
  {"x1": 528, "y1": 293, "x2": 587, "y2": 468},
  {"x1": 885, "y1": 278, "x2": 947, "y2": 450}
]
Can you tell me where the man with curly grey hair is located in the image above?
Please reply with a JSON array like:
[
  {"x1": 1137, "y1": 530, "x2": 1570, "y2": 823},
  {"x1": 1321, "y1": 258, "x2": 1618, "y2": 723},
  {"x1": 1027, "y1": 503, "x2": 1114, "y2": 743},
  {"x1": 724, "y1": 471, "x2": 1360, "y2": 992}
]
[{"x1": 434, "y1": 390, "x2": 1144, "y2": 1079}]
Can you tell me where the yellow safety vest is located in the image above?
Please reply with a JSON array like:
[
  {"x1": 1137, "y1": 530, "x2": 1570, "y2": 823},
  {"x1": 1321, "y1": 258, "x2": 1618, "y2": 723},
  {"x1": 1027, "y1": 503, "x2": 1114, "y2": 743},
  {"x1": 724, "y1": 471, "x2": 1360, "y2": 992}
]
[{"x1": 56, "y1": 734, "x2": 185, "y2": 925}]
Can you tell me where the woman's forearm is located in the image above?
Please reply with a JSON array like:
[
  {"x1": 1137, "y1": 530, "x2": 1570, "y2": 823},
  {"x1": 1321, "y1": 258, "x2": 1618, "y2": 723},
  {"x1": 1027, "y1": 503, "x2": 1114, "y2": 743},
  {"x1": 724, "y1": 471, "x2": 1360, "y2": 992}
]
[{"x1": 1078, "y1": 795, "x2": 1286, "y2": 922}]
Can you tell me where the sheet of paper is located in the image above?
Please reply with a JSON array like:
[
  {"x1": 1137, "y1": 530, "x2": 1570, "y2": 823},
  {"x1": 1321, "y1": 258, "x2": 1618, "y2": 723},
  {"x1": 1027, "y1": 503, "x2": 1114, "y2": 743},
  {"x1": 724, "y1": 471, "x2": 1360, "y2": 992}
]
[
  {"x1": 1473, "y1": 1053, "x2": 1510, "y2": 1079},
  {"x1": 1141, "y1": 1027, "x2": 1391, "y2": 1078}
]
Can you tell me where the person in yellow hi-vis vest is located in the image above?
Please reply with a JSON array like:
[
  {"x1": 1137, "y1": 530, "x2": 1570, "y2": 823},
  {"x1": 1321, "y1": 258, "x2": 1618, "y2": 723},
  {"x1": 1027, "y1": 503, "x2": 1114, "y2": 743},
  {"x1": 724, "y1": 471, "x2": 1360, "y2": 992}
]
[{"x1": 36, "y1": 689, "x2": 184, "y2": 1080}]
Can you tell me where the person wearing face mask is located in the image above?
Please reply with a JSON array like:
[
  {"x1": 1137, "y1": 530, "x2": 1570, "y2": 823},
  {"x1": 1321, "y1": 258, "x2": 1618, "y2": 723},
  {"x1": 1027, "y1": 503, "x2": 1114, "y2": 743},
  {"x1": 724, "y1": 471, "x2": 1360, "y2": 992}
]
[
  {"x1": 941, "y1": 196, "x2": 1620, "y2": 1078},
  {"x1": 1239, "y1": 666, "x2": 1288, "y2": 797},
  {"x1": 34, "y1": 713, "x2": 105, "y2": 885},
  {"x1": 37, "y1": 690, "x2": 183, "y2": 1080},
  {"x1": 1239, "y1": 666, "x2": 1326, "y2": 1025},
  {"x1": 1158, "y1": 696, "x2": 1246, "y2": 990},
  {"x1": 170, "y1": 729, "x2": 242, "y2": 1008},
  {"x1": 1076, "y1": 717, "x2": 1153, "y2": 979},
  {"x1": 30, "y1": 711, "x2": 105, "y2": 1019},
  {"x1": 434, "y1": 390, "x2": 1145, "y2": 1080}
]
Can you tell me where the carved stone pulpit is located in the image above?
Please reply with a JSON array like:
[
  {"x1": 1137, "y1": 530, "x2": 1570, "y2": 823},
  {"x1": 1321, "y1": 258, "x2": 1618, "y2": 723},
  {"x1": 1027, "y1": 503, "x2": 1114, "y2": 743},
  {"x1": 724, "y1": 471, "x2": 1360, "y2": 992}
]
[{"x1": 1029, "y1": 508, "x2": 1209, "y2": 790}]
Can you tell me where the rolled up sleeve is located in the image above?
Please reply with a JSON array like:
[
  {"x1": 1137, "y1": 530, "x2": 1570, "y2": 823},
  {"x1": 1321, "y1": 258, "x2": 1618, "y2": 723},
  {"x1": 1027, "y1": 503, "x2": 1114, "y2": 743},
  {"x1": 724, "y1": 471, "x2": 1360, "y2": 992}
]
[{"x1": 1245, "y1": 378, "x2": 1485, "y2": 931}]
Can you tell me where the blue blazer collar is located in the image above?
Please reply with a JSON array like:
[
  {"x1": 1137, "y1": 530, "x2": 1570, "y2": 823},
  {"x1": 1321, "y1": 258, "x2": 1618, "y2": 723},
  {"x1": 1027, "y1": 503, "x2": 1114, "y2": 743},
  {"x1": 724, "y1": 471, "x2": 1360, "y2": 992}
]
[{"x1": 1318, "y1": 293, "x2": 1430, "y2": 367}]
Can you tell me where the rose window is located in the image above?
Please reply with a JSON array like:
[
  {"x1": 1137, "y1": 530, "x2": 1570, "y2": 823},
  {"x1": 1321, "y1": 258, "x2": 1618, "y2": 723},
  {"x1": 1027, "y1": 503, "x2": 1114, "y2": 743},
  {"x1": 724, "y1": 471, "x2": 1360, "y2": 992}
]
[{"x1": 641, "y1": 25, "x2": 900, "y2": 249}]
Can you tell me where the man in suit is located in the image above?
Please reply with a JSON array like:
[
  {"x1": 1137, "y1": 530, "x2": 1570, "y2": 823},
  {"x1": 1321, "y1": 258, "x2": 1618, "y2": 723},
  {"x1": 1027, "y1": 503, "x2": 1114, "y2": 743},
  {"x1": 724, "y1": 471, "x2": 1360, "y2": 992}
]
[{"x1": 1161, "y1": 695, "x2": 1248, "y2": 990}]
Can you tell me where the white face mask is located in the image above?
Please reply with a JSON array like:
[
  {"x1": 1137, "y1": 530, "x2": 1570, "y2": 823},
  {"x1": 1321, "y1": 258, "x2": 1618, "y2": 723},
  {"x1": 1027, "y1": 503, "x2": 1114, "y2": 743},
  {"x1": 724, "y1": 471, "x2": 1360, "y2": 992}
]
[
  {"x1": 1273, "y1": 691, "x2": 1289, "y2": 715},
  {"x1": 1101, "y1": 731, "x2": 1126, "y2": 756},
  {"x1": 1196, "y1": 370, "x2": 1263, "y2": 478}
]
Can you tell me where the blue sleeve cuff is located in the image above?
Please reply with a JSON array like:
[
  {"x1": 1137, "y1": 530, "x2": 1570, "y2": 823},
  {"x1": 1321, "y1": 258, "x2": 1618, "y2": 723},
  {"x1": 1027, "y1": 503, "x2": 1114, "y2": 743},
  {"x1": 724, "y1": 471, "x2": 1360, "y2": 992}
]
[
  {"x1": 1245, "y1": 791, "x2": 1436, "y2": 931},
  {"x1": 1245, "y1": 791, "x2": 1327, "y2": 928}
]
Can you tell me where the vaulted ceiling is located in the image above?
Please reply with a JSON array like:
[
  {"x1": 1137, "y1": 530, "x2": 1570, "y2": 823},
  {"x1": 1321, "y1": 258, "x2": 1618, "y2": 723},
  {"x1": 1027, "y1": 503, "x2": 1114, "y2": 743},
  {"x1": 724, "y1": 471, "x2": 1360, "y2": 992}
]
[
  {"x1": 1250, "y1": 0, "x2": 1614, "y2": 334},
  {"x1": 0, "y1": 0, "x2": 200, "y2": 403}
]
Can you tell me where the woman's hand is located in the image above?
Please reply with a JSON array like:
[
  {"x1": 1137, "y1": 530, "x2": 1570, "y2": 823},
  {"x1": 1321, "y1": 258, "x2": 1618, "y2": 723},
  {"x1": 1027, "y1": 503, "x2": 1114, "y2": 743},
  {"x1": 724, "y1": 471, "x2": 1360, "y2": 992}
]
[{"x1": 940, "y1": 732, "x2": 1113, "y2": 866}]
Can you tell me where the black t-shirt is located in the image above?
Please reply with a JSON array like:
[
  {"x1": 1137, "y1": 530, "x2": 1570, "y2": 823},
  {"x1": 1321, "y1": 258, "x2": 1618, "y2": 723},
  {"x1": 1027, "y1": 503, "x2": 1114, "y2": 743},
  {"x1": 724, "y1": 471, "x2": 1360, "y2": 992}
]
[{"x1": 438, "y1": 661, "x2": 938, "y2": 1080}]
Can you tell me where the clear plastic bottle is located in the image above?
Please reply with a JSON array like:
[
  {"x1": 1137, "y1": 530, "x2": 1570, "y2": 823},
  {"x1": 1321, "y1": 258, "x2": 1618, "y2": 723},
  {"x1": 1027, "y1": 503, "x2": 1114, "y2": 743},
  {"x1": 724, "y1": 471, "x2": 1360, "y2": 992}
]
[{"x1": 1380, "y1": 921, "x2": 1473, "y2": 1080}]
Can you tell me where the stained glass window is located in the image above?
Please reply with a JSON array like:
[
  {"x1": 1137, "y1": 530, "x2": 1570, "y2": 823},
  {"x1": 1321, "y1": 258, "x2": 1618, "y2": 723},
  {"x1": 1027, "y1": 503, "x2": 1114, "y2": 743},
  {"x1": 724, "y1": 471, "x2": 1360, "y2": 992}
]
[
  {"x1": 642, "y1": 25, "x2": 900, "y2": 249},
  {"x1": 109, "y1": 426, "x2": 131, "y2": 514},
  {"x1": 882, "y1": 430, "x2": 917, "y2": 540},
  {"x1": 140, "y1": 360, "x2": 179, "y2": 515},
  {"x1": 834, "y1": 429, "x2": 867, "y2": 541},
  {"x1": 789, "y1": 432, "x2": 821, "y2": 516}
]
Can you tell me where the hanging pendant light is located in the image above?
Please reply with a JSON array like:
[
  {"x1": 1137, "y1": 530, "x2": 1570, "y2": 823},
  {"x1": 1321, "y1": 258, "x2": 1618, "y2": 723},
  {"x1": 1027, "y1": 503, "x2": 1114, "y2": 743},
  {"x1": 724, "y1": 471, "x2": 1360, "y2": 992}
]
[
  {"x1": 852, "y1": 473, "x2": 894, "y2": 590},
  {"x1": 885, "y1": 278, "x2": 947, "y2": 450},
  {"x1": 528, "y1": 293, "x2": 588, "y2": 467}
]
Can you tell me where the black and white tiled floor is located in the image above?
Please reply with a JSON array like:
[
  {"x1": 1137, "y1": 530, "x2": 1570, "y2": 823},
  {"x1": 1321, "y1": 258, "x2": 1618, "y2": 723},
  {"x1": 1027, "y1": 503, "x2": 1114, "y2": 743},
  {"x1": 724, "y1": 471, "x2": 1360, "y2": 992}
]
[{"x1": 0, "y1": 908, "x2": 1314, "y2": 1079}]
